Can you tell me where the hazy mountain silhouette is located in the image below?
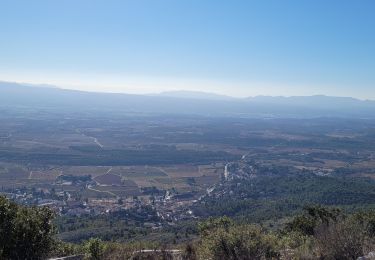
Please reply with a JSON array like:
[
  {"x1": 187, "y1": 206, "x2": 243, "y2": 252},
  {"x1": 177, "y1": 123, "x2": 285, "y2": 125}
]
[
  {"x1": 1, "y1": 81, "x2": 374, "y2": 118},
  {"x1": 155, "y1": 90, "x2": 235, "y2": 101}
]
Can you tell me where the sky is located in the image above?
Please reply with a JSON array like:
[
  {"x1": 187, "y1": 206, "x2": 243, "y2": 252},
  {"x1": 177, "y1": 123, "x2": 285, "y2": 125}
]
[{"x1": 0, "y1": 0, "x2": 374, "y2": 99}]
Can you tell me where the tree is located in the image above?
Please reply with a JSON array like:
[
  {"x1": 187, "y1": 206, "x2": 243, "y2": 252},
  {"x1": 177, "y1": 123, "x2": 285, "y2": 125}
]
[
  {"x1": 198, "y1": 216, "x2": 233, "y2": 236},
  {"x1": 84, "y1": 238, "x2": 105, "y2": 260},
  {"x1": 285, "y1": 205, "x2": 341, "y2": 236},
  {"x1": 0, "y1": 196, "x2": 56, "y2": 259}
]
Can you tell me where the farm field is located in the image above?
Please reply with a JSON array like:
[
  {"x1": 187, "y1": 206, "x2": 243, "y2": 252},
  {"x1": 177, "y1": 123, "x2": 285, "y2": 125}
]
[
  {"x1": 2, "y1": 113, "x2": 375, "y2": 200},
  {"x1": 2, "y1": 107, "x2": 375, "y2": 243}
]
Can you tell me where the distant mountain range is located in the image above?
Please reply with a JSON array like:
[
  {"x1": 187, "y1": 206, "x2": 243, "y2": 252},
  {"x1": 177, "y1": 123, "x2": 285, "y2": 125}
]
[
  {"x1": 1, "y1": 81, "x2": 374, "y2": 118},
  {"x1": 155, "y1": 90, "x2": 236, "y2": 101}
]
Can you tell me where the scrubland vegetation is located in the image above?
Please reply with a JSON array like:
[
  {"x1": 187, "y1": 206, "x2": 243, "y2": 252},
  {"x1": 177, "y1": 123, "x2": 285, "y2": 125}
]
[{"x1": 2, "y1": 195, "x2": 375, "y2": 259}]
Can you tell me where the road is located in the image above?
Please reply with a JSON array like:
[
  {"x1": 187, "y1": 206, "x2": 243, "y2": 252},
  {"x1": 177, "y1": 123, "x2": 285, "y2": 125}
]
[
  {"x1": 75, "y1": 129, "x2": 104, "y2": 148},
  {"x1": 224, "y1": 163, "x2": 229, "y2": 180},
  {"x1": 106, "y1": 167, "x2": 113, "y2": 174},
  {"x1": 90, "y1": 137, "x2": 104, "y2": 148}
]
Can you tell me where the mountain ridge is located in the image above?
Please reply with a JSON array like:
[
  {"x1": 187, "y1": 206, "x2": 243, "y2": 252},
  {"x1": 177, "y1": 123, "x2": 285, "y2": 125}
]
[
  {"x1": 0, "y1": 81, "x2": 374, "y2": 118},
  {"x1": 1, "y1": 80, "x2": 372, "y2": 102}
]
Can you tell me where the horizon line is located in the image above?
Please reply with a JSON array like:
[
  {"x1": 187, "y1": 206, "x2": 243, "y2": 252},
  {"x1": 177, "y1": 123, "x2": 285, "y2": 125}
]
[{"x1": 0, "y1": 79, "x2": 373, "y2": 102}]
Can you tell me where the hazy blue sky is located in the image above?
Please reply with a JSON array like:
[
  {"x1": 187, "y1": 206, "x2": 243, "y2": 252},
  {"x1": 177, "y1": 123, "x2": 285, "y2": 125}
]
[{"x1": 0, "y1": 0, "x2": 374, "y2": 98}]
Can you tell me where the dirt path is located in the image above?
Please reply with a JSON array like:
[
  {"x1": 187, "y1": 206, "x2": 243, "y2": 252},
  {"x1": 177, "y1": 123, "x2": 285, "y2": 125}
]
[{"x1": 87, "y1": 185, "x2": 116, "y2": 197}]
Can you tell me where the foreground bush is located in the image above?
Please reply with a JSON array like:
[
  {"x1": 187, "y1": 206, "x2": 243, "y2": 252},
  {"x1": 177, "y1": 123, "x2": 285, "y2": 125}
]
[
  {"x1": 314, "y1": 220, "x2": 368, "y2": 259},
  {"x1": 197, "y1": 217, "x2": 279, "y2": 259},
  {"x1": 285, "y1": 206, "x2": 375, "y2": 259}
]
